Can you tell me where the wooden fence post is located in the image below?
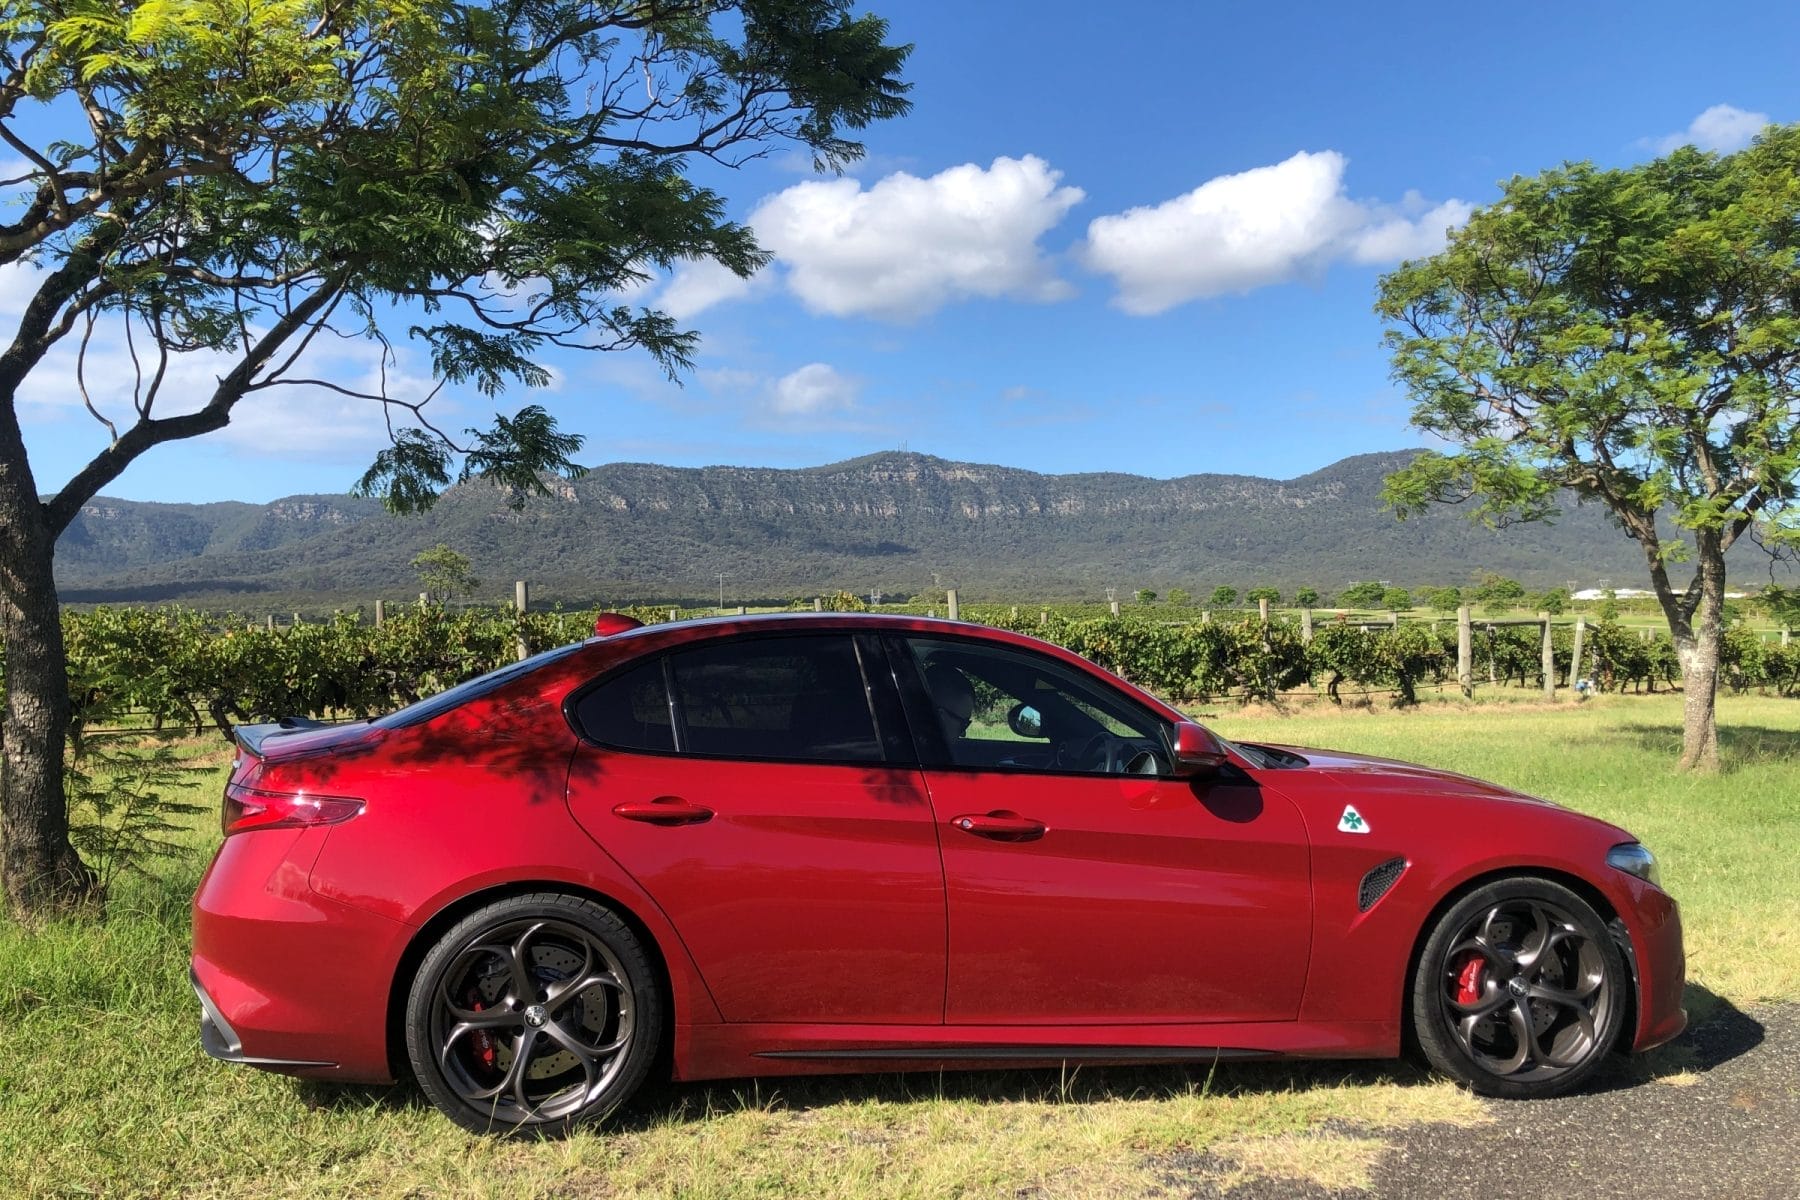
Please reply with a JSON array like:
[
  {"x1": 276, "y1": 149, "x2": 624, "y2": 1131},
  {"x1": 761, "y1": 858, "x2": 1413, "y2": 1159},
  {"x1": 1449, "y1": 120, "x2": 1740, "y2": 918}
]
[
  {"x1": 814, "y1": 597, "x2": 823, "y2": 612},
  {"x1": 1258, "y1": 597, "x2": 1270, "y2": 623},
  {"x1": 736, "y1": 605, "x2": 747, "y2": 615},
  {"x1": 1109, "y1": 599, "x2": 1120, "y2": 616},
  {"x1": 947, "y1": 589, "x2": 960, "y2": 621},
  {"x1": 1457, "y1": 606, "x2": 1472, "y2": 699},
  {"x1": 1301, "y1": 607, "x2": 1314, "y2": 643},
  {"x1": 514, "y1": 580, "x2": 531, "y2": 661},
  {"x1": 1571, "y1": 617, "x2": 1587, "y2": 688},
  {"x1": 265, "y1": 614, "x2": 275, "y2": 631},
  {"x1": 1540, "y1": 612, "x2": 1555, "y2": 700},
  {"x1": 418, "y1": 591, "x2": 429, "y2": 608},
  {"x1": 1039, "y1": 609, "x2": 1048, "y2": 626},
  {"x1": 1200, "y1": 610, "x2": 1210, "y2": 625},
  {"x1": 668, "y1": 608, "x2": 677, "y2": 622},
  {"x1": 1783, "y1": 628, "x2": 1791, "y2": 647},
  {"x1": 374, "y1": 599, "x2": 385, "y2": 626}
]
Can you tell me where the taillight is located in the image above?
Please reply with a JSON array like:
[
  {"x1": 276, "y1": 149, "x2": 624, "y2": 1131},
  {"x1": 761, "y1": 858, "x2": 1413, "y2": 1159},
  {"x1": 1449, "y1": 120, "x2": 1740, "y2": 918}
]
[{"x1": 222, "y1": 782, "x2": 364, "y2": 836}]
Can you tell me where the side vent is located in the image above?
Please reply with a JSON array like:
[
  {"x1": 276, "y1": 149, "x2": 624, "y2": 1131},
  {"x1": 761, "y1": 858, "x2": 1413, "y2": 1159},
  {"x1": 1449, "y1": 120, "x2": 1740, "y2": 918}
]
[{"x1": 1357, "y1": 857, "x2": 1408, "y2": 912}]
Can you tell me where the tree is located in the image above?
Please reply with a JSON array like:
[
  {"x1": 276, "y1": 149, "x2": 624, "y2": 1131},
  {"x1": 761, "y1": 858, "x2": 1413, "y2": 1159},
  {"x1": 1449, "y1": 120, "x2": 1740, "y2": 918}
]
[
  {"x1": 1208, "y1": 586, "x2": 1238, "y2": 609},
  {"x1": 1165, "y1": 587, "x2": 1191, "y2": 608},
  {"x1": 1339, "y1": 581, "x2": 1387, "y2": 609},
  {"x1": 1470, "y1": 573, "x2": 1527, "y2": 615},
  {"x1": 1245, "y1": 586, "x2": 1281, "y2": 607},
  {"x1": 1531, "y1": 587, "x2": 1571, "y2": 616},
  {"x1": 1295, "y1": 586, "x2": 1321, "y2": 607},
  {"x1": 0, "y1": 2, "x2": 910, "y2": 914},
  {"x1": 1135, "y1": 588, "x2": 1157, "y2": 605},
  {"x1": 1425, "y1": 586, "x2": 1462, "y2": 613},
  {"x1": 412, "y1": 545, "x2": 479, "y2": 603},
  {"x1": 1379, "y1": 128, "x2": 1800, "y2": 770},
  {"x1": 1381, "y1": 587, "x2": 1413, "y2": 613}
]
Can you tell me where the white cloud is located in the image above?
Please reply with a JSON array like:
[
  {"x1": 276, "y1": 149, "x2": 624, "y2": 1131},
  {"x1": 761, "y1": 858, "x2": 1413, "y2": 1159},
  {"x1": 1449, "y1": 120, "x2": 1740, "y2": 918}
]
[
  {"x1": 749, "y1": 155, "x2": 1084, "y2": 321},
  {"x1": 1652, "y1": 104, "x2": 1770, "y2": 154},
  {"x1": 768, "y1": 362, "x2": 858, "y2": 416},
  {"x1": 1080, "y1": 150, "x2": 1470, "y2": 315},
  {"x1": 658, "y1": 258, "x2": 765, "y2": 321}
]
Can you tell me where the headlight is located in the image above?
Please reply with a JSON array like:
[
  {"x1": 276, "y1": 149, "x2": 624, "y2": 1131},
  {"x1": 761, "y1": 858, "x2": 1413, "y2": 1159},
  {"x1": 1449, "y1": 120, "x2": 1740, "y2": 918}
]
[{"x1": 1607, "y1": 842, "x2": 1661, "y2": 888}]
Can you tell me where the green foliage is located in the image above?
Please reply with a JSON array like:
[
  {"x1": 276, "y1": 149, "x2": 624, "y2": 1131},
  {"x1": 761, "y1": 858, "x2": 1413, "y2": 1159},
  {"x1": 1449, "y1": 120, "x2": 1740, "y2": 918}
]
[
  {"x1": 823, "y1": 590, "x2": 869, "y2": 613},
  {"x1": 1165, "y1": 588, "x2": 1191, "y2": 608},
  {"x1": 1135, "y1": 589, "x2": 1157, "y2": 605},
  {"x1": 1532, "y1": 587, "x2": 1570, "y2": 616},
  {"x1": 1294, "y1": 586, "x2": 1321, "y2": 607},
  {"x1": 1380, "y1": 587, "x2": 1412, "y2": 612},
  {"x1": 65, "y1": 742, "x2": 209, "y2": 899},
  {"x1": 1471, "y1": 573, "x2": 1527, "y2": 614},
  {"x1": 1378, "y1": 123, "x2": 1800, "y2": 755},
  {"x1": 1245, "y1": 586, "x2": 1281, "y2": 606},
  {"x1": 1208, "y1": 586, "x2": 1239, "y2": 609},
  {"x1": 1339, "y1": 581, "x2": 1387, "y2": 609},
  {"x1": 410, "y1": 544, "x2": 479, "y2": 602},
  {"x1": 1425, "y1": 586, "x2": 1463, "y2": 613}
]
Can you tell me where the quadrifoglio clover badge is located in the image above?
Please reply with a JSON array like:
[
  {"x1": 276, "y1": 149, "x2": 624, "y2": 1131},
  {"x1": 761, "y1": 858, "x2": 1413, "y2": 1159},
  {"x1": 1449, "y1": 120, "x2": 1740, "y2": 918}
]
[{"x1": 1337, "y1": 805, "x2": 1370, "y2": 834}]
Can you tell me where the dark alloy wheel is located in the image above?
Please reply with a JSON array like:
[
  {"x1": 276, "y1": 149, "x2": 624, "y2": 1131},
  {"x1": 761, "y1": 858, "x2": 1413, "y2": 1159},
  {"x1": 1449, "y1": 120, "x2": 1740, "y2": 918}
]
[
  {"x1": 405, "y1": 893, "x2": 662, "y2": 1134},
  {"x1": 1411, "y1": 877, "x2": 1626, "y2": 1098}
]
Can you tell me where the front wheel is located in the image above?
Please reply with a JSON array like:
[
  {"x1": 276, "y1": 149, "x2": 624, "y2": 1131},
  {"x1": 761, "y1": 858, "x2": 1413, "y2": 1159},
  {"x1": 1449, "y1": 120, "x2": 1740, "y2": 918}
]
[
  {"x1": 404, "y1": 893, "x2": 663, "y2": 1135},
  {"x1": 1411, "y1": 878, "x2": 1626, "y2": 1098}
]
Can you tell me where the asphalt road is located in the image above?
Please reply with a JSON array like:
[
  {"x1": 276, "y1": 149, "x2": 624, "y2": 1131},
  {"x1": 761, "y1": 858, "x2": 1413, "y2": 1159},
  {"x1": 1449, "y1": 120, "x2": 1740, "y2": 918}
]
[{"x1": 1171, "y1": 1001, "x2": 1800, "y2": 1200}]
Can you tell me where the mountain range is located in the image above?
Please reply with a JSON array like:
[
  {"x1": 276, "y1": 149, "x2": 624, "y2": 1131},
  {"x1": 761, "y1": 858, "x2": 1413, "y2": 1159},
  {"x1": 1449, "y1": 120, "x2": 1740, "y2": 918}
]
[{"x1": 52, "y1": 450, "x2": 1768, "y2": 609}]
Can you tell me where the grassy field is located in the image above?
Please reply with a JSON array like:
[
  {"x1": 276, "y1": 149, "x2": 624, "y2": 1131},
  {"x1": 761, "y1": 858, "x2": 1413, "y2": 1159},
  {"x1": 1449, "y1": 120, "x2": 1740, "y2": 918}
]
[{"x1": 1, "y1": 694, "x2": 1795, "y2": 1198}]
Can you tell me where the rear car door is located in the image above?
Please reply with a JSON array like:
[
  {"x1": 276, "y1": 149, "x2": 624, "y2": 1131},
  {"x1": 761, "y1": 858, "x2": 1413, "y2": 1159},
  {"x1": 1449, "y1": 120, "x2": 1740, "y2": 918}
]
[
  {"x1": 892, "y1": 633, "x2": 1312, "y2": 1026},
  {"x1": 564, "y1": 631, "x2": 946, "y2": 1025}
]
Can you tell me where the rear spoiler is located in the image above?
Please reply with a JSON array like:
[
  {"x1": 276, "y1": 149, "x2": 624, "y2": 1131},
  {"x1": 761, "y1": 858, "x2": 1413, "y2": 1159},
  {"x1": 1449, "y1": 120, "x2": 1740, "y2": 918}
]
[{"x1": 232, "y1": 719, "x2": 373, "y2": 759}]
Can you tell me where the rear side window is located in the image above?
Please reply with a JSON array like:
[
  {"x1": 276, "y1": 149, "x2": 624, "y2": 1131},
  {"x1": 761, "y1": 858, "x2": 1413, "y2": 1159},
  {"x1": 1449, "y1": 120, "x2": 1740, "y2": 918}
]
[
  {"x1": 673, "y1": 635, "x2": 882, "y2": 763},
  {"x1": 571, "y1": 659, "x2": 675, "y2": 752}
]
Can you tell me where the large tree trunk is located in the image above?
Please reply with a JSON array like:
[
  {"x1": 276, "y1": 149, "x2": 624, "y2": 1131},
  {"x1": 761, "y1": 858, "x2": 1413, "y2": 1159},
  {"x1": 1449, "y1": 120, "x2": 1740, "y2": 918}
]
[
  {"x1": 0, "y1": 425, "x2": 94, "y2": 917},
  {"x1": 1676, "y1": 544, "x2": 1727, "y2": 773}
]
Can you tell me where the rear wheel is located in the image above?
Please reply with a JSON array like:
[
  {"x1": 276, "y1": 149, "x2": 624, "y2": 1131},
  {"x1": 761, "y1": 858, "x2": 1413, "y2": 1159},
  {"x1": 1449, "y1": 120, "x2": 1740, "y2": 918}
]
[
  {"x1": 1411, "y1": 877, "x2": 1625, "y2": 1098},
  {"x1": 405, "y1": 893, "x2": 662, "y2": 1134}
]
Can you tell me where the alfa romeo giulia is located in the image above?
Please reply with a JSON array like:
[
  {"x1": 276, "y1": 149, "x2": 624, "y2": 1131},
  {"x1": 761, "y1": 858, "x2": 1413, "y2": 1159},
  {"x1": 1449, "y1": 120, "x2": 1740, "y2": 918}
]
[{"x1": 191, "y1": 612, "x2": 1685, "y2": 1133}]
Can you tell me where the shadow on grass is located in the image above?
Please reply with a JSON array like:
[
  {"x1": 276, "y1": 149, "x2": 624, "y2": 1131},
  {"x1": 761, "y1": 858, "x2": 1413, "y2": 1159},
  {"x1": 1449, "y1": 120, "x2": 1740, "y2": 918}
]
[
  {"x1": 290, "y1": 983, "x2": 1767, "y2": 1128},
  {"x1": 1610, "y1": 722, "x2": 1800, "y2": 768}
]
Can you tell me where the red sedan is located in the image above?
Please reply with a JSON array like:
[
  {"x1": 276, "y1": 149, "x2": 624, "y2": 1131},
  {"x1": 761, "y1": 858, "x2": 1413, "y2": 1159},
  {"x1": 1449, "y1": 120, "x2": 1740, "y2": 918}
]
[{"x1": 191, "y1": 613, "x2": 1685, "y2": 1133}]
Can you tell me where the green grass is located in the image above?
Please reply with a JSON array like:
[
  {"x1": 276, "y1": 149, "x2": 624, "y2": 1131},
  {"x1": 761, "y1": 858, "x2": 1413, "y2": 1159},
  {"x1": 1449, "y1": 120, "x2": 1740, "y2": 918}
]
[{"x1": 1, "y1": 696, "x2": 1796, "y2": 1198}]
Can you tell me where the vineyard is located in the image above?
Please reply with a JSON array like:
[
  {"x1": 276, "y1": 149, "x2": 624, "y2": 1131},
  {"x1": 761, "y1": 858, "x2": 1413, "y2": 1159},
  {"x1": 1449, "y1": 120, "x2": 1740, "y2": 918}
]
[{"x1": 11, "y1": 602, "x2": 1799, "y2": 744}]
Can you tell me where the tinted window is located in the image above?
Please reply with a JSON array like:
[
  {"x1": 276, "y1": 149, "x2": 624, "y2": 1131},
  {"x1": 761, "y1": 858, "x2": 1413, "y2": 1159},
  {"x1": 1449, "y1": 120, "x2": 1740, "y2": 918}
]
[
  {"x1": 571, "y1": 658, "x2": 674, "y2": 752},
  {"x1": 672, "y1": 635, "x2": 882, "y2": 763},
  {"x1": 906, "y1": 636, "x2": 1168, "y2": 775}
]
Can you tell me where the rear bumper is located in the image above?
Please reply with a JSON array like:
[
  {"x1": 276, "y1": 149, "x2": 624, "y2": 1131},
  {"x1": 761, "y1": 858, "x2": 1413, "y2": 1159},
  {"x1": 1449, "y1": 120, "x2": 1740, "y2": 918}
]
[{"x1": 190, "y1": 828, "x2": 409, "y2": 1082}]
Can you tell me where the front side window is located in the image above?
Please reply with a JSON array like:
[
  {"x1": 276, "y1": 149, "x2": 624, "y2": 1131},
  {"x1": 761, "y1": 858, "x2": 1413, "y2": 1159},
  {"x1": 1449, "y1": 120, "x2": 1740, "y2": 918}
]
[{"x1": 905, "y1": 637, "x2": 1169, "y2": 775}]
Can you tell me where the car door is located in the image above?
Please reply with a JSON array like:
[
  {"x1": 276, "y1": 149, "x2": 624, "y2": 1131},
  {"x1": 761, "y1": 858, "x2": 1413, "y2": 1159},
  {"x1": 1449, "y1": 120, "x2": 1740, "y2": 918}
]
[
  {"x1": 564, "y1": 631, "x2": 946, "y2": 1025},
  {"x1": 891, "y1": 633, "x2": 1312, "y2": 1026}
]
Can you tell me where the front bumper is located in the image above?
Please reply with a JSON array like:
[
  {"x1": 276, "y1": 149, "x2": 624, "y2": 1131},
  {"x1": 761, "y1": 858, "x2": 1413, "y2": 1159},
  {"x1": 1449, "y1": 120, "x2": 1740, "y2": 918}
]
[{"x1": 1623, "y1": 882, "x2": 1687, "y2": 1052}]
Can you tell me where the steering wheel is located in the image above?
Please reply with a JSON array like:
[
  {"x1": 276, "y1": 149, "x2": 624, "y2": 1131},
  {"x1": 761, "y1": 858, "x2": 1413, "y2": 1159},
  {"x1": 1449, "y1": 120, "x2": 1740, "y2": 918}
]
[{"x1": 1069, "y1": 731, "x2": 1126, "y2": 774}]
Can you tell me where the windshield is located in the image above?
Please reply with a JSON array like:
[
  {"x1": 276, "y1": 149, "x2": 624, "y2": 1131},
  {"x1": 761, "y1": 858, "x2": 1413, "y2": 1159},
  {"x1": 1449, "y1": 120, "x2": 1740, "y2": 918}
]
[{"x1": 375, "y1": 641, "x2": 589, "y2": 729}]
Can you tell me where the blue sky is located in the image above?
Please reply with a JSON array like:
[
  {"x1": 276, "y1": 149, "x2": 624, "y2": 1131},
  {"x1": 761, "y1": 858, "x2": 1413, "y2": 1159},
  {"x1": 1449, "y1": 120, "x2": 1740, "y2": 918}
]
[{"x1": 7, "y1": 0, "x2": 1800, "y2": 503}]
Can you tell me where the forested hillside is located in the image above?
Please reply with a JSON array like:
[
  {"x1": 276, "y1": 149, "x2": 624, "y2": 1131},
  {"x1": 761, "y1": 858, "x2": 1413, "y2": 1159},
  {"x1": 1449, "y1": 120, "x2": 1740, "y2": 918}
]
[{"x1": 54, "y1": 450, "x2": 1766, "y2": 606}]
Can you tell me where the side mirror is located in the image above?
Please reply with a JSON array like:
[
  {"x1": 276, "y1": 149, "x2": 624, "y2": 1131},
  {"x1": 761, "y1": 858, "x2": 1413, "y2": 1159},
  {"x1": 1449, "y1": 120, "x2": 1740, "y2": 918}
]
[
  {"x1": 1006, "y1": 703, "x2": 1046, "y2": 738},
  {"x1": 1170, "y1": 721, "x2": 1229, "y2": 776}
]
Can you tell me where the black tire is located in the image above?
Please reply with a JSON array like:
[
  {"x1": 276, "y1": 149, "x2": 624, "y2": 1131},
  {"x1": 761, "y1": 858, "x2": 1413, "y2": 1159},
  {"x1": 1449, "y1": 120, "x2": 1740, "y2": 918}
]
[
  {"x1": 404, "y1": 893, "x2": 663, "y2": 1135},
  {"x1": 1411, "y1": 877, "x2": 1626, "y2": 1099}
]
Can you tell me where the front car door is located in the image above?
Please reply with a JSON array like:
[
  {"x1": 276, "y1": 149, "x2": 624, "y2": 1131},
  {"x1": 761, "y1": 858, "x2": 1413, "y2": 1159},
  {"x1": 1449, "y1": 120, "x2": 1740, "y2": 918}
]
[
  {"x1": 891, "y1": 633, "x2": 1312, "y2": 1026},
  {"x1": 564, "y1": 631, "x2": 945, "y2": 1025}
]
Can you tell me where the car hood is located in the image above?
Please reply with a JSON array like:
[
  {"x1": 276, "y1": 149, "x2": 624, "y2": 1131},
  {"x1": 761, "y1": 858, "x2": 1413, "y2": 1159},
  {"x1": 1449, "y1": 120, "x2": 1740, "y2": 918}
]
[{"x1": 1248, "y1": 743, "x2": 1567, "y2": 810}]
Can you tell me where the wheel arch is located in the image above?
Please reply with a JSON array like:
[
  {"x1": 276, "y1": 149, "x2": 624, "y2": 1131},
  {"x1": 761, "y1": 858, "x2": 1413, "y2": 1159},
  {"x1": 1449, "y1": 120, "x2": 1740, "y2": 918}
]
[
  {"x1": 384, "y1": 880, "x2": 679, "y2": 1084},
  {"x1": 1398, "y1": 866, "x2": 1635, "y2": 1059}
]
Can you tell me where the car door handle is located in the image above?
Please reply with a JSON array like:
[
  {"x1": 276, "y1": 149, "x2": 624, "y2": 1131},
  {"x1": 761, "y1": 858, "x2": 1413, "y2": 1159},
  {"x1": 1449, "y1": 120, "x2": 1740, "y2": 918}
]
[
  {"x1": 612, "y1": 798, "x2": 714, "y2": 825},
  {"x1": 951, "y1": 810, "x2": 1047, "y2": 841}
]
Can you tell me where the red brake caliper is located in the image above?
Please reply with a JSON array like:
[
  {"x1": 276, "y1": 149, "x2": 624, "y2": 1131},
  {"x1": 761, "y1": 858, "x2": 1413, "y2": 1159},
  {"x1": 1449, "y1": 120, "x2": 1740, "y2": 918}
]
[
  {"x1": 1454, "y1": 954, "x2": 1486, "y2": 1006},
  {"x1": 468, "y1": 991, "x2": 498, "y2": 1070}
]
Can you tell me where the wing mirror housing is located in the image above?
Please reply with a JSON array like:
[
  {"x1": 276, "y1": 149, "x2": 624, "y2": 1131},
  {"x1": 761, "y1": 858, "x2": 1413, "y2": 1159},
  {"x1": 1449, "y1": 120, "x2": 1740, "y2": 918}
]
[{"x1": 1170, "y1": 721, "x2": 1230, "y2": 777}]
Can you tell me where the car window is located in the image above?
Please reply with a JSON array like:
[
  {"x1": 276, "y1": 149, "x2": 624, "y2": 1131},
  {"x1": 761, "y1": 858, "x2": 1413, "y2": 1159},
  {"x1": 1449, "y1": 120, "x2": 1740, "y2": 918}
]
[
  {"x1": 570, "y1": 658, "x2": 675, "y2": 752},
  {"x1": 671, "y1": 635, "x2": 883, "y2": 763},
  {"x1": 905, "y1": 636, "x2": 1169, "y2": 775}
]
